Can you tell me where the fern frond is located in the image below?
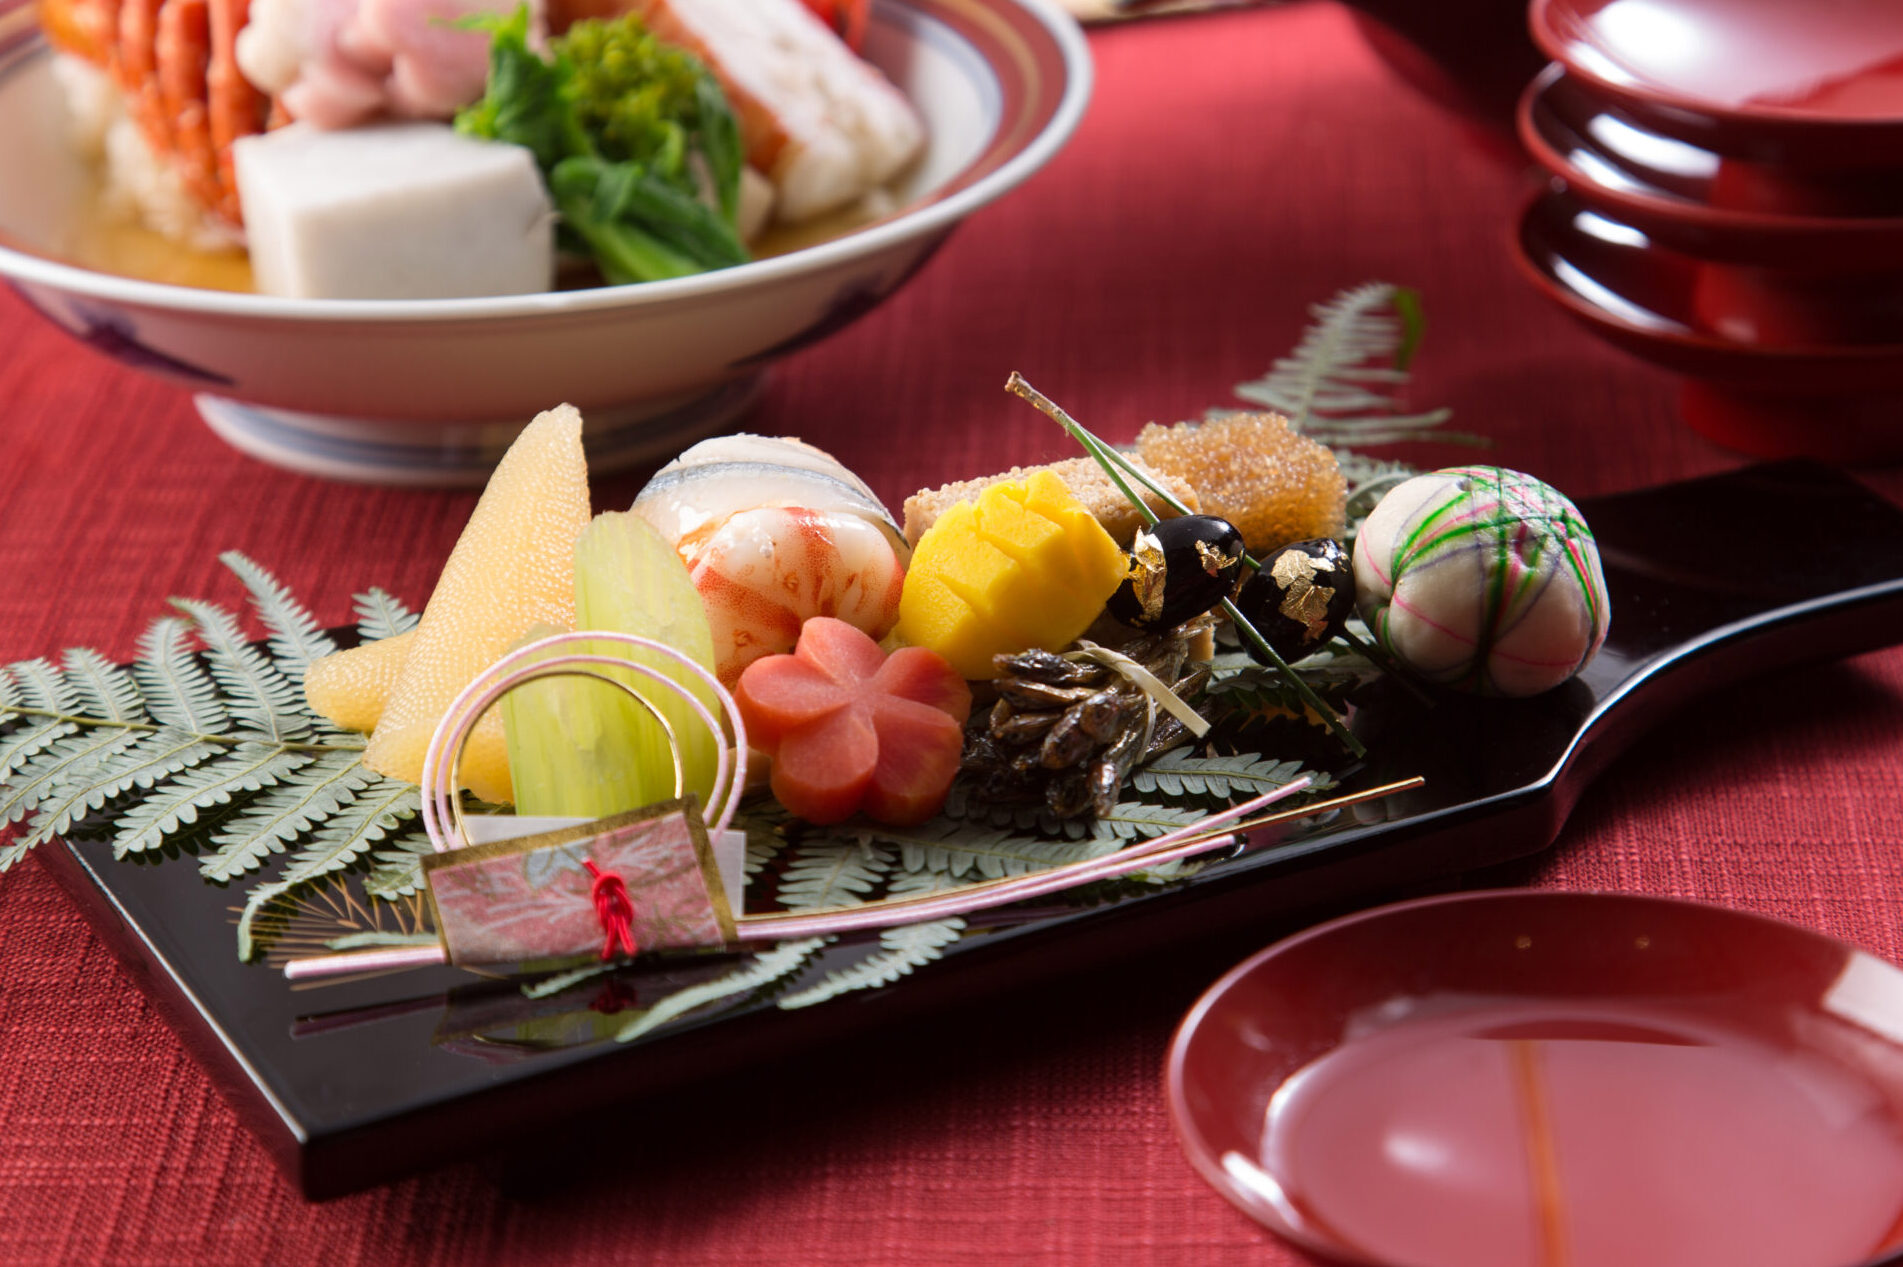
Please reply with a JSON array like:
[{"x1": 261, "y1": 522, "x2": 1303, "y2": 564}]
[
  {"x1": 0, "y1": 719, "x2": 79, "y2": 782},
  {"x1": 523, "y1": 963, "x2": 614, "y2": 999},
  {"x1": 0, "y1": 731, "x2": 143, "y2": 861},
  {"x1": 615, "y1": 938, "x2": 827, "y2": 1043},
  {"x1": 1128, "y1": 749, "x2": 1313, "y2": 801},
  {"x1": 112, "y1": 747, "x2": 313, "y2": 857},
  {"x1": 0, "y1": 665, "x2": 17, "y2": 711},
  {"x1": 365, "y1": 833, "x2": 433, "y2": 899},
  {"x1": 777, "y1": 839, "x2": 896, "y2": 909},
  {"x1": 132, "y1": 617, "x2": 228, "y2": 734},
  {"x1": 353, "y1": 587, "x2": 419, "y2": 642},
  {"x1": 221, "y1": 552, "x2": 338, "y2": 683},
  {"x1": 871, "y1": 817, "x2": 1122, "y2": 881},
  {"x1": 61, "y1": 648, "x2": 146, "y2": 723},
  {"x1": 171, "y1": 599, "x2": 310, "y2": 742},
  {"x1": 235, "y1": 776, "x2": 422, "y2": 957},
  {"x1": 940, "y1": 785, "x2": 1077, "y2": 837},
  {"x1": 777, "y1": 917, "x2": 965, "y2": 1010},
  {"x1": 1092, "y1": 801, "x2": 1208, "y2": 842},
  {"x1": 1230, "y1": 282, "x2": 1481, "y2": 448},
  {"x1": 9, "y1": 658, "x2": 77, "y2": 713},
  {"x1": 745, "y1": 831, "x2": 785, "y2": 879},
  {"x1": 201, "y1": 752, "x2": 374, "y2": 881},
  {"x1": 56, "y1": 727, "x2": 218, "y2": 809}
]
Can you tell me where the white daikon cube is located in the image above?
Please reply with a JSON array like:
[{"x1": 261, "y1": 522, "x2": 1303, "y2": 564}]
[{"x1": 234, "y1": 122, "x2": 553, "y2": 300}]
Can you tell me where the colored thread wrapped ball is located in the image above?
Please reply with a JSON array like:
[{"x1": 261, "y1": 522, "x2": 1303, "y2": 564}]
[{"x1": 1352, "y1": 467, "x2": 1610, "y2": 697}]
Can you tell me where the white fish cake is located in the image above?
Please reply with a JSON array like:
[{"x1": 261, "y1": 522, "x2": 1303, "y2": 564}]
[{"x1": 234, "y1": 121, "x2": 553, "y2": 298}]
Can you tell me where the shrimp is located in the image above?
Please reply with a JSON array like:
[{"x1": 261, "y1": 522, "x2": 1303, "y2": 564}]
[
  {"x1": 156, "y1": 0, "x2": 221, "y2": 215},
  {"x1": 116, "y1": 0, "x2": 167, "y2": 161},
  {"x1": 207, "y1": 0, "x2": 268, "y2": 222},
  {"x1": 40, "y1": 0, "x2": 121, "y2": 67},
  {"x1": 684, "y1": 507, "x2": 906, "y2": 687},
  {"x1": 47, "y1": 0, "x2": 265, "y2": 232}
]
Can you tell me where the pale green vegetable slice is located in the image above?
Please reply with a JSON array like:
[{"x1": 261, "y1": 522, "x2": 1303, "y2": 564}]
[{"x1": 503, "y1": 512, "x2": 721, "y2": 817}]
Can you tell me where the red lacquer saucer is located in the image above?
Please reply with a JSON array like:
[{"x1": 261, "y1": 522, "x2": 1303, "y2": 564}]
[
  {"x1": 1528, "y1": 0, "x2": 1903, "y2": 166},
  {"x1": 1166, "y1": 890, "x2": 1903, "y2": 1267},
  {"x1": 1519, "y1": 67, "x2": 1903, "y2": 270},
  {"x1": 1512, "y1": 188, "x2": 1903, "y2": 461}
]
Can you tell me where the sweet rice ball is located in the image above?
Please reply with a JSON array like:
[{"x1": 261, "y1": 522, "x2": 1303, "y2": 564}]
[{"x1": 1352, "y1": 466, "x2": 1610, "y2": 697}]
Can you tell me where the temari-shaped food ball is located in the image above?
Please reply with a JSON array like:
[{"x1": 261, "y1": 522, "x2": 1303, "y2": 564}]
[{"x1": 1352, "y1": 466, "x2": 1610, "y2": 697}]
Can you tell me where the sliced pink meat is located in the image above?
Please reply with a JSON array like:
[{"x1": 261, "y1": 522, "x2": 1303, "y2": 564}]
[{"x1": 241, "y1": 0, "x2": 540, "y2": 128}]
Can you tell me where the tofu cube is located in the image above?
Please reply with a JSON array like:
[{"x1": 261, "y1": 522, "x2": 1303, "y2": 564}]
[{"x1": 234, "y1": 122, "x2": 554, "y2": 300}]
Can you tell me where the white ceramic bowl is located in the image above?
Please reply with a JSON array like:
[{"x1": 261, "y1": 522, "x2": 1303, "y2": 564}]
[{"x1": 0, "y1": 0, "x2": 1090, "y2": 484}]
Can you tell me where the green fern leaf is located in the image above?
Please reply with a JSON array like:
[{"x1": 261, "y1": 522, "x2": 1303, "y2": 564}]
[
  {"x1": 854, "y1": 816, "x2": 1121, "y2": 881},
  {"x1": 940, "y1": 784, "x2": 1075, "y2": 837},
  {"x1": 522, "y1": 963, "x2": 613, "y2": 999},
  {"x1": 734, "y1": 802, "x2": 791, "y2": 877},
  {"x1": 61, "y1": 648, "x2": 146, "y2": 723},
  {"x1": 1230, "y1": 282, "x2": 1482, "y2": 447},
  {"x1": 1092, "y1": 800, "x2": 1208, "y2": 842},
  {"x1": 744, "y1": 832, "x2": 785, "y2": 879},
  {"x1": 0, "y1": 719, "x2": 79, "y2": 782},
  {"x1": 201, "y1": 751, "x2": 374, "y2": 881},
  {"x1": 0, "y1": 665, "x2": 18, "y2": 711},
  {"x1": 222, "y1": 552, "x2": 338, "y2": 688},
  {"x1": 777, "y1": 839, "x2": 896, "y2": 909},
  {"x1": 171, "y1": 599, "x2": 310, "y2": 742},
  {"x1": 112, "y1": 747, "x2": 313, "y2": 858},
  {"x1": 353, "y1": 587, "x2": 419, "y2": 642},
  {"x1": 615, "y1": 938, "x2": 827, "y2": 1043},
  {"x1": 0, "y1": 730, "x2": 143, "y2": 847},
  {"x1": 777, "y1": 917, "x2": 965, "y2": 1010},
  {"x1": 9, "y1": 658, "x2": 77, "y2": 713},
  {"x1": 365, "y1": 833, "x2": 433, "y2": 899},
  {"x1": 1129, "y1": 749, "x2": 1313, "y2": 801},
  {"x1": 235, "y1": 776, "x2": 421, "y2": 957},
  {"x1": 56, "y1": 727, "x2": 218, "y2": 809},
  {"x1": 132, "y1": 617, "x2": 229, "y2": 734}
]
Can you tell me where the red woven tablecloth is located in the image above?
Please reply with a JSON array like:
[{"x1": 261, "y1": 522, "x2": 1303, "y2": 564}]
[{"x1": 6, "y1": 5, "x2": 1903, "y2": 1263}]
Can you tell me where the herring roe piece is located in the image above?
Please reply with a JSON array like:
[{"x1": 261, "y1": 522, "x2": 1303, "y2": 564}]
[
  {"x1": 1135, "y1": 413, "x2": 1346, "y2": 555},
  {"x1": 1352, "y1": 466, "x2": 1611, "y2": 697}
]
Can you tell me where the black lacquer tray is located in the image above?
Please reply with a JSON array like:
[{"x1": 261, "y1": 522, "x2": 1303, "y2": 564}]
[{"x1": 37, "y1": 460, "x2": 1903, "y2": 1199}]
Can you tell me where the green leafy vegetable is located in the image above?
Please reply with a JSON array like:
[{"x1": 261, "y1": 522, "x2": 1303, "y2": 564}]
[{"x1": 456, "y1": 7, "x2": 749, "y2": 284}]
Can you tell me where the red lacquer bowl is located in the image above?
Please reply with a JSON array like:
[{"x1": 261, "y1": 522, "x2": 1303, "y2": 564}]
[
  {"x1": 1529, "y1": 0, "x2": 1903, "y2": 168},
  {"x1": 1519, "y1": 67, "x2": 1903, "y2": 270},
  {"x1": 1166, "y1": 890, "x2": 1903, "y2": 1267},
  {"x1": 1513, "y1": 188, "x2": 1903, "y2": 461}
]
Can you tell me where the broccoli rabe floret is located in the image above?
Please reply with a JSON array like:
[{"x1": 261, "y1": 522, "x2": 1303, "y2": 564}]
[{"x1": 456, "y1": 7, "x2": 748, "y2": 284}]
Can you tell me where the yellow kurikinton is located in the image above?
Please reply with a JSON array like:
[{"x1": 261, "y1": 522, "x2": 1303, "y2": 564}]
[{"x1": 896, "y1": 470, "x2": 1126, "y2": 680}]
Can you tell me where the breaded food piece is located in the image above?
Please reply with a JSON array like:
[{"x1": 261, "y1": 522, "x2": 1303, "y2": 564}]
[
  {"x1": 1135, "y1": 412, "x2": 1345, "y2": 554},
  {"x1": 904, "y1": 456, "x2": 1200, "y2": 546}
]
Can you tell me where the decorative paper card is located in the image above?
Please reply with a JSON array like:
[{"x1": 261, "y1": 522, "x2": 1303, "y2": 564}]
[
  {"x1": 423, "y1": 799, "x2": 736, "y2": 966},
  {"x1": 464, "y1": 814, "x2": 749, "y2": 913}
]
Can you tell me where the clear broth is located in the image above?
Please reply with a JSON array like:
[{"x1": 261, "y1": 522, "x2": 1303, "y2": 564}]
[
  {"x1": 1263, "y1": 998, "x2": 1903, "y2": 1267},
  {"x1": 62, "y1": 188, "x2": 887, "y2": 295}
]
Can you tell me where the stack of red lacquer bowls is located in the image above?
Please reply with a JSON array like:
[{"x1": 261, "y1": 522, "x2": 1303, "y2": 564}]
[{"x1": 1512, "y1": 0, "x2": 1903, "y2": 462}]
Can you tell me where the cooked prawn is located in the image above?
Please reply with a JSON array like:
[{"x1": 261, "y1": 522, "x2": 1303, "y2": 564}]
[
  {"x1": 157, "y1": 0, "x2": 221, "y2": 215},
  {"x1": 685, "y1": 506, "x2": 907, "y2": 687},
  {"x1": 207, "y1": 0, "x2": 266, "y2": 221}
]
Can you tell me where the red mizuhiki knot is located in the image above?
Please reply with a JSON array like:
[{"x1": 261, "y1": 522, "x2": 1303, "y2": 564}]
[{"x1": 583, "y1": 859, "x2": 637, "y2": 962}]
